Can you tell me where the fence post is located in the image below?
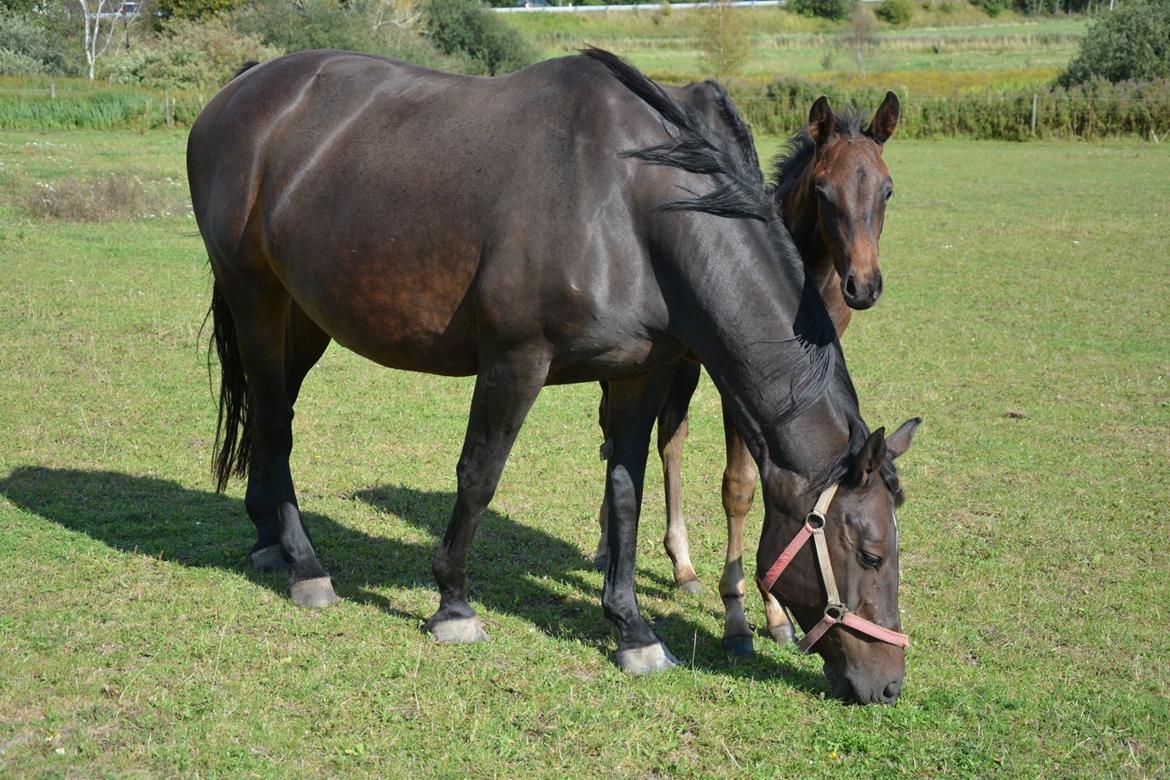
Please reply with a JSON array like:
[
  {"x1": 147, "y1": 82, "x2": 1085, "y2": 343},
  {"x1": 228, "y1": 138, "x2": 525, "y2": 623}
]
[
  {"x1": 1030, "y1": 94, "x2": 1038, "y2": 135},
  {"x1": 49, "y1": 81, "x2": 56, "y2": 100},
  {"x1": 164, "y1": 88, "x2": 173, "y2": 128}
]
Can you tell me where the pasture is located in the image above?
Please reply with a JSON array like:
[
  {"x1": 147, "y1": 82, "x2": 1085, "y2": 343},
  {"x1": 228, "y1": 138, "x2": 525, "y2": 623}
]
[
  {"x1": 1, "y1": 128, "x2": 1168, "y2": 776},
  {"x1": 504, "y1": 11, "x2": 1086, "y2": 92}
]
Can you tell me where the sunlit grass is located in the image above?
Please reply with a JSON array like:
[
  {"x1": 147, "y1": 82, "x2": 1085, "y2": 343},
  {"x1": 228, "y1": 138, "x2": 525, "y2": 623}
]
[{"x1": 0, "y1": 129, "x2": 1167, "y2": 776}]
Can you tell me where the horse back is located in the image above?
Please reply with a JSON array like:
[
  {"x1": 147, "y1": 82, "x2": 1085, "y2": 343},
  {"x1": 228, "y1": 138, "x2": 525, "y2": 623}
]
[{"x1": 188, "y1": 51, "x2": 676, "y2": 378}]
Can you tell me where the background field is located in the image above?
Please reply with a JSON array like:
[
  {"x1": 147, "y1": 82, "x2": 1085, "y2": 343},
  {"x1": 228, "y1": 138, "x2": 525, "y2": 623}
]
[
  {"x1": 504, "y1": 10, "x2": 1087, "y2": 92},
  {"x1": 1, "y1": 127, "x2": 1168, "y2": 776}
]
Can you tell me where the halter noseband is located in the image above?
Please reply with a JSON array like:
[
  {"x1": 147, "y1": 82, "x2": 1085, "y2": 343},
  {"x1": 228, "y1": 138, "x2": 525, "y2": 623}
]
[{"x1": 758, "y1": 483, "x2": 910, "y2": 652}]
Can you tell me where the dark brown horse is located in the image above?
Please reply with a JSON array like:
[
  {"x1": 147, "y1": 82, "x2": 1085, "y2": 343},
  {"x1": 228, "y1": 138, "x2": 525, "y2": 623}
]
[
  {"x1": 189, "y1": 48, "x2": 918, "y2": 702},
  {"x1": 593, "y1": 90, "x2": 903, "y2": 655}
]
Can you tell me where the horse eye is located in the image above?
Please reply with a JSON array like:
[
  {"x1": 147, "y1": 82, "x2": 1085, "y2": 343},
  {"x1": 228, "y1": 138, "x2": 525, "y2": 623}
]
[{"x1": 859, "y1": 551, "x2": 883, "y2": 568}]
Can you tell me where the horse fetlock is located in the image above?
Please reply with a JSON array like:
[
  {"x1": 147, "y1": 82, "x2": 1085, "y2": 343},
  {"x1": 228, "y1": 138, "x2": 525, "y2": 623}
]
[{"x1": 249, "y1": 543, "x2": 288, "y2": 572}]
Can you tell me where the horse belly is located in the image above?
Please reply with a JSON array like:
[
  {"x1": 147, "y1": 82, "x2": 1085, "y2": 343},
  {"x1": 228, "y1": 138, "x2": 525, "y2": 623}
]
[{"x1": 271, "y1": 230, "x2": 482, "y2": 376}]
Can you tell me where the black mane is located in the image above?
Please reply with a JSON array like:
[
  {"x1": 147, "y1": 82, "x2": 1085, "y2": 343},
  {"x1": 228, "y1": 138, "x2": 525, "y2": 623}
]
[
  {"x1": 703, "y1": 79, "x2": 762, "y2": 181},
  {"x1": 583, "y1": 48, "x2": 772, "y2": 222},
  {"x1": 584, "y1": 48, "x2": 858, "y2": 436}
]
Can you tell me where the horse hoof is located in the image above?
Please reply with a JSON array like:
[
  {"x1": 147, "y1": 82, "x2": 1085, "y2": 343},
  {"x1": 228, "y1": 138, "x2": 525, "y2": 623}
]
[
  {"x1": 615, "y1": 642, "x2": 679, "y2": 675},
  {"x1": 593, "y1": 552, "x2": 608, "y2": 572},
  {"x1": 429, "y1": 616, "x2": 488, "y2": 644},
  {"x1": 250, "y1": 544, "x2": 287, "y2": 572},
  {"x1": 678, "y1": 578, "x2": 704, "y2": 596},
  {"x1": 769, "y1": 623, "x2": 796, "y2": 645},
  {"x1": 289, "y1": 576, "x2": 340, "y2": 608},
  {"x1": 722, "y1": 635, "x2": 755, "y2": 657}
]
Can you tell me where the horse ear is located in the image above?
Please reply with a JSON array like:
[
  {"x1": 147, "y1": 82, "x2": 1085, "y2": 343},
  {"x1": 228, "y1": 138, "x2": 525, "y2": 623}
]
[
  {"x1": 866, "y1": 91, "x2": 900, "y2": 145},
  {"x1": 850, "y1": 427, "x2": 887, "y2": 486},
  {"x1": 808, "y1": 96, "x2": 835, "y2": 147},
  {"x1": 886, "y1": 417, "x2": 922, "y2": 460}
]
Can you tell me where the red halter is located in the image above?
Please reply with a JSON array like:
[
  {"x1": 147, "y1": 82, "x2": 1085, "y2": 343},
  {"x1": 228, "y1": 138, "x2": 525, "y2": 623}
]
[{"x1": 758, "y1": 484, "x2": 910, "y2": 652}]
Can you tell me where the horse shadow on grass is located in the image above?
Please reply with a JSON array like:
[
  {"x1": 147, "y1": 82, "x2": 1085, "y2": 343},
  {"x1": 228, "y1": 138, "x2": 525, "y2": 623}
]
[{"x1": 0, "y1": 465, "x2": 826, "y2": 693}]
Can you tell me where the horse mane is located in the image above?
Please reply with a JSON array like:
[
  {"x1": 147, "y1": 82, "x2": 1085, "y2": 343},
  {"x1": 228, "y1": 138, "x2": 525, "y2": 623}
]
[
  {"x1": 584, "y1": 47, "x2": 849, "y2": 434},
  {"x1": 809, "y1": 363, "x2": 906, "y2": 505},
  {"x1": 703, "y1": 79, "x2": 762, "y2": 181},
  {"x1": 769, "y1": 109, "x2": 869, "y2": 201},
  {"x1": 583, "y1": 48, "x2": 772, "y2": 222}
]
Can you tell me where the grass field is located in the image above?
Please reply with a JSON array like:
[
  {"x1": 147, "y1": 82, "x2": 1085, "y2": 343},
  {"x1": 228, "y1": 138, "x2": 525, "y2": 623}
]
[
  {"x1": 1, "y1": 128, "x2": 1168, "y2": 776},
  {"x1": 504, "y1": 9, "x2": 1086, "y2": 92}
]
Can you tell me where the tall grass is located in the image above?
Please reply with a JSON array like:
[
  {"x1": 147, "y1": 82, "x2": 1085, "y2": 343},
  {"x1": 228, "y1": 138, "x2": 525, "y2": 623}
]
[
  {"x1": 731, "y1": 77, "x2": 1170, "y2": 141},
  {"x1": 0, "y1": 76, "x2": 204, "y2": 130}
]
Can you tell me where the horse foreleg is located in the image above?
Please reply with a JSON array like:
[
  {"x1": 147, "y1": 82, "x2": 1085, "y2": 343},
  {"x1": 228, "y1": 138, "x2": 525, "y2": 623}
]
[
  {"x1": 602, "y1": 367, "x2": 678, "y2": 674},
  {"x1": 427, "y1": 350, "x2": 546, "y2": 644},
  {"x1": 718, "y1": 402, "x2": 760, "y2": 655},
  {"x1": 658, "y1": 361, "x2": 702, "y2": 594}
]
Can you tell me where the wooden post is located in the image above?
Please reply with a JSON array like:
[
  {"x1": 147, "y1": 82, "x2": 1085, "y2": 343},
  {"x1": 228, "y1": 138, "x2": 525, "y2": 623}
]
[
  {"x1": 1030, "y1": 94, "x2": 1038, "y2": 136},
  {"x1": 164, "y1": 88, "x2": 172, "y2": 128},
  {"x1": 50, "y1": 81, "x2": 56, "y2": 99}
]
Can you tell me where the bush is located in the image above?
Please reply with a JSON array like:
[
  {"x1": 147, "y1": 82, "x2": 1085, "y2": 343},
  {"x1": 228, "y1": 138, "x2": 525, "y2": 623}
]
[
  {"x1": 0, "y1": 47, "x2": 44, "y2": 75},
  {"x1": 875, "y1": 0, "x2": 913, "y2": 25},
  {"x1": 234, "y1": 0, "x2": 461, "y2": 70},
  {"x1": 106, "y1": 18, "x2": 281, "y2": 90},
  {"x1": 0, "y1": 13, "x2": 73, "y2": 75},
  {"x1": 722, "y1": 76, "x2": 1170, "y2": 141},
  {"x1": 697, "y1": 2, "x2": 750, "y2": 76},
  {"x1": 1059, "y1": 0, "x2": 1170, "y2": 87},
  {"x1": 790, "y1": 0, "x2": 855, "y2": 20},
  {"x1": 973, "y1": 0, "x2": 1007, "y2": 16},
  {"x1": 423, "y1": 0, "x2": 538, "y2": 75}
]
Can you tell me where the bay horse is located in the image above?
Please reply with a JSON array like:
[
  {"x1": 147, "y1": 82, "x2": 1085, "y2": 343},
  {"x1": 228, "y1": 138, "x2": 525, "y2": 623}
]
[
  {"x1": 594, "y1": 90, "x2": 903, "y2": 656},
  {"x1": 188, "y1": 48, "x2": 919, "y2": 703}
]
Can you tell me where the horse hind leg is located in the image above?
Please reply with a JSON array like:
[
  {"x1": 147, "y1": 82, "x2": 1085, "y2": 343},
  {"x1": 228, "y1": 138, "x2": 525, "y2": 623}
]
[
  {"x1": 246, "y1": 302, "x2": 331, "y2": 572},
  {"x1": 214, "y1": 264, "x2": 338, "y2": 608},
  {"x1": 658, "y1": 361, "x2": 702, "y2": 595},
  {"x1": 427, "y1": 349, "x2": 547, "y2": 643},
  {"x1": 593, "y1": 380, "x2": 612, "y2": 572}
]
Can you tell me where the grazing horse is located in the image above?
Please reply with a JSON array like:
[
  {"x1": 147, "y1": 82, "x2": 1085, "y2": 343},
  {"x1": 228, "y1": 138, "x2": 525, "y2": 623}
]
[
  {"x1": 593, "y1": 90, "x2": 904, "y2": 656},
  {"x1": 188, "y1": 48, "x2": 919, "y2": 702}
]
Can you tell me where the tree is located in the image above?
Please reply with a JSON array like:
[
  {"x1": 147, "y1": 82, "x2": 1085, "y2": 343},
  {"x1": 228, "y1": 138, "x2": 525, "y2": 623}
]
[
  {"x1": 841, "y1": 4, "x2": 877, "y2": 72},
  {"x1": 697, "y1": 0, "x2": 750, "y2": 77},
  {"x1": 422, "y1": 0, "x2": 537, "y2": 75},
  {"x1": 76, "y1": 0, "x2": 128, "y2": 79},
  {"x1": 1059, "y1": 0, "x2": 1170, "y2": 86},
  {"x1": 791, "y1": 0, "x2": 854, "y2": 21}
]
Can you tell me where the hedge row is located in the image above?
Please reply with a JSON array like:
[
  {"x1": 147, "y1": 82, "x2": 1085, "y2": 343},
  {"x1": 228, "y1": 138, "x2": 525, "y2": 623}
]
[
  {"x1": 3, "y1": 75, "x2": 1169, "y2": 140},
  {"x1": 727, "y1": 77, "x2": 1170, "y2": 141}
]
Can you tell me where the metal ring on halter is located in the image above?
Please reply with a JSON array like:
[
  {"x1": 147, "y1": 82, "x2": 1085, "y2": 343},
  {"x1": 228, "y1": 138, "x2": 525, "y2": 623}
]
[
  {"x1": 806, "y1": 512, "x2": 825, "y2": 530},
  {"x1": 824, "y1": 604, "x2": 846, "y2": 622}
]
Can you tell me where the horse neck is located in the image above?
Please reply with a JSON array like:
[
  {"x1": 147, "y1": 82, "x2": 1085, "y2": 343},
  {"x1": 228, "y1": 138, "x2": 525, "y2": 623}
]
[
  {"x1": 658, "y1": 211, "x2": 852, "y2": 485},
  {"x1": 779, "y1": 161, "x2": 851, "y2": 337},
  {"x1": 780, "y1": 160, "x2": 835, "y2": 288}
]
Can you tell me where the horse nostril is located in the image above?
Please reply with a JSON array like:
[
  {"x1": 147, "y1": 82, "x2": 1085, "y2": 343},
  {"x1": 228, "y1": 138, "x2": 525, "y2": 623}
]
[
  {"x1": 843, "y1": 273, "x2": 858, "y2": 299},
  {"x1": 882, "y1": 679, "x2": 902, "y2": 703},
  {"x1": 874, "y1": 273, "x2": 884, "y2": 299}
]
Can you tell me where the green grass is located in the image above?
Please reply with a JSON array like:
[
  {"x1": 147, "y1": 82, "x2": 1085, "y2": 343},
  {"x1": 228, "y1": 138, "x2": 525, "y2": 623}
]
[
  {"x1": 1, "y1": 128, "x2": 1168, "y2": 776},
  {"x1": 505, "y1": 10, "x2": 1086, "y2": 92}
]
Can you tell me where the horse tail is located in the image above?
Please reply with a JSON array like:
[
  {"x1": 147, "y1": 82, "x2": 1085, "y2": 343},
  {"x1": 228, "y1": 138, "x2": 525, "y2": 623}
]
[{"x1": 208, "y1": 284, "x2": 252, "y2": 492}]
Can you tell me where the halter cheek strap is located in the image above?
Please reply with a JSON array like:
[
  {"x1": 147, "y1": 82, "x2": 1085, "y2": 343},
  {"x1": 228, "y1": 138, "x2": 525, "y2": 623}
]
[{"x1": 757, "y1": 483, "x2": 910, "y2": 653}]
